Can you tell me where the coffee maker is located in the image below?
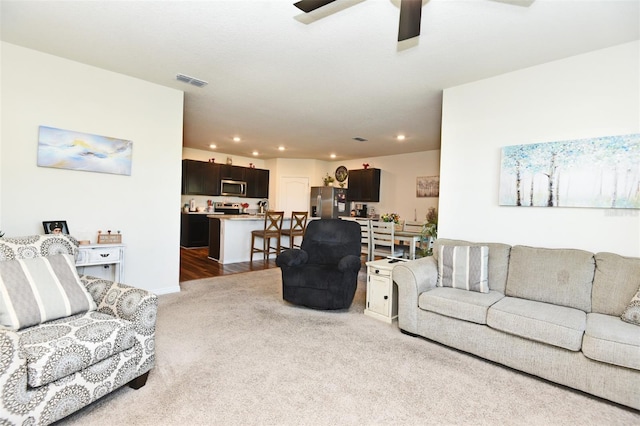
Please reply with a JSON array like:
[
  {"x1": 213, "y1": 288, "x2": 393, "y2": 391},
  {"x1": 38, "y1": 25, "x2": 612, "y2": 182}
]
[{"x1": 354, "y1": 203, "x2": 368, "y2": 218}]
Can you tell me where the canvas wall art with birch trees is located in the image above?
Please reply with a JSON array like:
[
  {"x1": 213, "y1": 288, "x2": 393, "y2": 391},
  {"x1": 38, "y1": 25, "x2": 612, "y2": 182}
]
[{"x1": 499, "y1": 134, "x2": 640, "y2": 209}]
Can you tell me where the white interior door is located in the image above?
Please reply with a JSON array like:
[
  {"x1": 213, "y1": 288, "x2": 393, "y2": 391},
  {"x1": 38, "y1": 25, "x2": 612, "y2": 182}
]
[{"x1": 278, "y1": 177, "x2": 309, "y2": 214}]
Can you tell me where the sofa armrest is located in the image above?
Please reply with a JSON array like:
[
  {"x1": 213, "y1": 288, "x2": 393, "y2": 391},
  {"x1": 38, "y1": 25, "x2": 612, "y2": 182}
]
[
  {"x1": 393, "y1": 256, "x2": 438, "y2": 334},
  {"x1": 0, "y1": 330, "x2": 28, "y2": 425},
  {"x1": 80, "y1": 275, "x2": 158, "y2": 336}
]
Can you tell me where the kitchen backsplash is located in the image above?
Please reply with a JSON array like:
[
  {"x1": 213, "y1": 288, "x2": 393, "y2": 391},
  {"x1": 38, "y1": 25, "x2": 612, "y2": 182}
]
[{"x1": 181, "y1": 195, "x2": 267, "y2": 212}]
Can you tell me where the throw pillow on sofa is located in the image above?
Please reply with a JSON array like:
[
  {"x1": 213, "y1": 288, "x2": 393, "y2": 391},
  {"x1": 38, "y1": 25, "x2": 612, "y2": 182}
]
[
  {"x1": 438, "y1": 245, "x2": 489, "y2": 293},
  {"x1": 621, "y1": 286, "x2": 640, "y2": 326},
  {"x1": 0, "y1": 254, "x2": 96, "y2": 330}
]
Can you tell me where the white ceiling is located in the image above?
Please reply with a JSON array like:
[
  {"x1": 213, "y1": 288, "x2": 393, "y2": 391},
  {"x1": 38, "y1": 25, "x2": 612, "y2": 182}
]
[{"x1": 1, "y1": 0, "x2": 638, "y2": 160}]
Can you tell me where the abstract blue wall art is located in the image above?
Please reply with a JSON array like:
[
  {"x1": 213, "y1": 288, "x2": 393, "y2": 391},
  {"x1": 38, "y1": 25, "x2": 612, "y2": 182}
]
[
  {"x1": 499, "y1": 134, "x2": 640, "y2": 209},
  {"x1": 37, "y1": 126, "x2": 132, "y2": 176}
]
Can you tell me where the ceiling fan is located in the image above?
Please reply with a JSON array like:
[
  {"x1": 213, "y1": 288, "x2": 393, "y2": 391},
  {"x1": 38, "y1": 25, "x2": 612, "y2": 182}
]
[
  {"x1": 294, "y1": 0, "x2": 422, "y2": 42},
  {"x1": 294, "y1": 0, "x2": 535, "y2": 42}
]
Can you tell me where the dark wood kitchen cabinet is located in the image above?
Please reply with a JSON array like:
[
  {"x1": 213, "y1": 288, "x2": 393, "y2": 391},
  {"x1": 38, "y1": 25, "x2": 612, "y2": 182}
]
[
  {"x1": 245, "y1": 168, "x2": 269, "y2": 198},
  {"x1": 180, "y1": 213, "x2": 209, "y2": 248},
  {"x1": 218, "y1": 164, "x2": 246, "y2": 181},
  {"x1": 182, "y1": 160, "x2": 269, "y2": 197},
  {"x1": 348, "y1": 168, "x2": 381, "y2": 202},
  {"x1": 182, "y1": 160, "x2": 220, "y2": 196}
]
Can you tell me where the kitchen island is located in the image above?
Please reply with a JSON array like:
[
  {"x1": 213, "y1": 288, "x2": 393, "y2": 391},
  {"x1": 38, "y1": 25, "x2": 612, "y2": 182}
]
[{"x1": 208, "y1": 215, "x2": 293, "y2": 264}]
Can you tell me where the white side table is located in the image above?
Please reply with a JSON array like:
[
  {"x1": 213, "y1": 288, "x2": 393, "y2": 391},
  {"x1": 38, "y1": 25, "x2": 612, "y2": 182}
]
[
  {"x1": 364, "y1": 258, "x2": 407, "y2": 323},
  {"x1": 76, "y1": 243, "x2": 125, "y2": 282}
]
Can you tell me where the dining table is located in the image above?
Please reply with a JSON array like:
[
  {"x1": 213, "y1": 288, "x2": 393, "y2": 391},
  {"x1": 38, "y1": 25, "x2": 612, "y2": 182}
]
[{"x1": 394, "y1": 230, "x2": 422, "y2": 260}]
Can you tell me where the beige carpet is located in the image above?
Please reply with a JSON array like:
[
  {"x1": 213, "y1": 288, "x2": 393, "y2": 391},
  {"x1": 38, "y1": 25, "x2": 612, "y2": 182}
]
[{"x1": 60, "y1": 268, "x2": 639, "y2": 425}]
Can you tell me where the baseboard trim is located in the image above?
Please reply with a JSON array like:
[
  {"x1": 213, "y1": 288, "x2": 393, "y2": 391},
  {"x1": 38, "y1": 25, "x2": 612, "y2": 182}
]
[{"x1": 154, "y1": 285, "x2": 181, "y2": 295}]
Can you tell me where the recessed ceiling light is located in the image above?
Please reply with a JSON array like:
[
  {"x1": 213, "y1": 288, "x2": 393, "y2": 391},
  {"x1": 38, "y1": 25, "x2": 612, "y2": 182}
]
[
  {"x1": 396, "y1": 134, "x2": 406, "y2": 141},
  {"x1": 209, "y1": 144, "x2": 217, "y2": 149},
  {"x1": 233, "y1": 137, "x2": 241, "y2": 142},
  {"x1": 278, "y1": 146, "x2": 285, "y2": 151},
  {"x1": 252, "y1": 151, "x2": 259, "y2": 156},
  {"x1": 330, "y1": 154, "x2": 336, "y2": 159}
]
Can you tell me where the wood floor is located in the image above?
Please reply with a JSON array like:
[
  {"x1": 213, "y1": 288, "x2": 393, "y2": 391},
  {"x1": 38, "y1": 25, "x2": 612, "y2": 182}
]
[{"x1": 179, "y1": 247, "x2": 278, "y2": 282}]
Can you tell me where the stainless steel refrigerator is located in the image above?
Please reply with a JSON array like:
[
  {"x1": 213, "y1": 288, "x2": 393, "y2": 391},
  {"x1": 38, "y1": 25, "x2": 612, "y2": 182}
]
[{"x1": 310, "y1": 187, "x2": 349, "y2": 218}]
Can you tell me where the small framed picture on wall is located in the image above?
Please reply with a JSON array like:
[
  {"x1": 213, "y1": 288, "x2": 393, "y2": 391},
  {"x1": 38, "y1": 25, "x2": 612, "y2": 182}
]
[
  {"x1": 416, "y1": 176, "x2": 439, "y2": 198},
  {"x1": 43, "y1": 220, "x2": 69, "y2": 235}
]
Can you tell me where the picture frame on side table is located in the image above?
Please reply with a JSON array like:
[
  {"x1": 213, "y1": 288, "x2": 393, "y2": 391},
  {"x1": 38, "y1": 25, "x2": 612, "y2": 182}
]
[{"x1": 43, "y1": 220, "x2": 69, "y2": 235}]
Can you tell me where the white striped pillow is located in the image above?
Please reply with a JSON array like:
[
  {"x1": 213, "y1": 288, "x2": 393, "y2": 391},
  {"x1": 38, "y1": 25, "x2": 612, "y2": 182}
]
[
  {"x1": 0, "y1": 254, "x2": 96, "y2": 330},
  {"x1": 438, "y1": 245, "x2": 489, "y2": 293}
]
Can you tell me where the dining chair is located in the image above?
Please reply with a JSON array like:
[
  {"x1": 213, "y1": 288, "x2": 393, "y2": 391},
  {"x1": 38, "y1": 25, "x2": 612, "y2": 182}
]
[
  {"x1": 399, "y1": 220, "x2": 426, "y2": 259},
  {"x1": 281, "y1": 211, "x2": 308, "y2": 249},
  {"x1": 402, "y1": 220, "x2": 425, "y2": 234},
  {"x1": 250, "y1": 210, "x2": 284, "y2": 263},
  {"x1": 371, "y1": 220, "x2": 405, "y2": 259},
  {"x1": 341, "y1": 217, "x2": 372, "y2": 261}
]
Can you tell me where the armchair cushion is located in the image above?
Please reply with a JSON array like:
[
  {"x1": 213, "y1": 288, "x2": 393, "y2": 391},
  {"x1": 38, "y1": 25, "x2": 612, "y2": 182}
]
[
  {"x1": 19, "y1": 311, "x2": 136, "y2": 387},
  {"x1": 302, "y1": 220, "x2": 362, "y2": 265},
  {"x1": 0, "y1": 254, "x2": 96, "y2": 330}
]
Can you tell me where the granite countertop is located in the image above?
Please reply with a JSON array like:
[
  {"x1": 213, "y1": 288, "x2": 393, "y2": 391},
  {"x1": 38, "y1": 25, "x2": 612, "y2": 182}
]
[{"x1": 207, "y1": 214, "x2": 267, "y2": 220}]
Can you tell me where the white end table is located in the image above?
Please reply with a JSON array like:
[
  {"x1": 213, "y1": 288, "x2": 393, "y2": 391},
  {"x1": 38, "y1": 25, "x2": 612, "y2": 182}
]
[
  {"x1": 364, "y1": 258, "x2": 407, "y2": 323},
  {"x1": 76, "y1": 243, "x2": 125, "y2": 282}
]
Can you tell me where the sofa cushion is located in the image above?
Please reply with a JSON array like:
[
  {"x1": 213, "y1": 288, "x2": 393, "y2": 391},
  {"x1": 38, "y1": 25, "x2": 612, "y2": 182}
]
[
  {"x1": 621, "y1": 287, "x2": 640, "y2": 326},
  {"x1": 0, "y1": 254, "x2": 97, "y2": 330},
  {"x1": 487, "y1": 297, "x2": 586, "y2": 351},
  {"x1": 0, "y1": 234, "x2": 79, "y2": 261},
  {"x1": 505, "y1": 246, "x2": 594, "y2": 312},
  {"x1": 592, "y1": 252, "x2": 640, "y2": 316},
  {"x1": 433, "y1": 239, "x2": 511, "y2": 293},
  {"x1": 18, "y1": 310, "x2": 137, "y2": 387},
  {"x1": 582, "y1": 313, "x2": 640, "y2": 371},
  {"x1": 419, "y1": 287, "x2": 504, "y2": 324},
  {"x1": 437, "y1": 245, "x2": 489, "y2": 293}
]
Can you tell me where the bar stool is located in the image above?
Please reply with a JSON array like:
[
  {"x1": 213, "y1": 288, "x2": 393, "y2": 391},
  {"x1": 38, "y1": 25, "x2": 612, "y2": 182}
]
[
  {"x1": 281, "y1": 211, "x2": 308, "y2": 249},
  {"x1": 250, "y1": 210, "x2": 284, "y2": 263}
]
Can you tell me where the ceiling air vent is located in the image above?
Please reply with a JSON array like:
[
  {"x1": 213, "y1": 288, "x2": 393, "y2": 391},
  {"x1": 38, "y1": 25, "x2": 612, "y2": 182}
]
[
  {"x1": 353, "y1": 137, "x2": 368, "y2": 142},
  {"x1": 176, "y1": 73, "x2": 208, "y2": 88}
]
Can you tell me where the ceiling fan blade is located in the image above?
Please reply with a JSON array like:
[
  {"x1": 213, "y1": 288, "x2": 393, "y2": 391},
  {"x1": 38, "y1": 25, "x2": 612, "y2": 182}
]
[
  {"x1": 398, "y1": 0, "x2": 422, "y2": 42},
  {"x1": 294, "y1": 0, "x2": 338, "y2": 13}
]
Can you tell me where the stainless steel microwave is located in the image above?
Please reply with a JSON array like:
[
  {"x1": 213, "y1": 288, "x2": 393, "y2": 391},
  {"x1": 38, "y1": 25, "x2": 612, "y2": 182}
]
[{"x1": 220, "y1": 179, "x2": 247, "y2": 197}]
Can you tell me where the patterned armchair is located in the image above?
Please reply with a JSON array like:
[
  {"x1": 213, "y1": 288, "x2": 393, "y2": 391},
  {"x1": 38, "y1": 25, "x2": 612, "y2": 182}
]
[{"x1": 0, "y1": 234, "x2": 157, "y2": 425}]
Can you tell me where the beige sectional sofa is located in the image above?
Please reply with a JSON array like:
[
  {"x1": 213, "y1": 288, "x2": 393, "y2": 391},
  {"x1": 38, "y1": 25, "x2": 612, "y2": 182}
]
[{"x1": 393, "y1": 238, "x2": 640, "y2": 410}]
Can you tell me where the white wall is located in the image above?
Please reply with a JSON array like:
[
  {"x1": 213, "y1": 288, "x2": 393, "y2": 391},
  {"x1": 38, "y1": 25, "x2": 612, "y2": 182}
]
[
  {"x1": 1, "y1": 43, "x2": 184, "y2": 293},
  {"x1": 440, "y1": 41, "x2": 640, "y2": 256}
]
